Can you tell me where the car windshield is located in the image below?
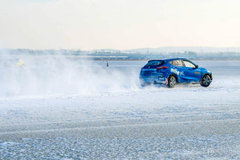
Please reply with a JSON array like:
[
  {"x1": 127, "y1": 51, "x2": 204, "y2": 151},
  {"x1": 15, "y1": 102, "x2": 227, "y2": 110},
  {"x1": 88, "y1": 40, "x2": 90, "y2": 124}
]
[
  {"x1": 183, "y1": 60, "x2": 196, "y2": 68},
  {"x1": 144, "y1": 60, "x2": 163, "y2": 67}
]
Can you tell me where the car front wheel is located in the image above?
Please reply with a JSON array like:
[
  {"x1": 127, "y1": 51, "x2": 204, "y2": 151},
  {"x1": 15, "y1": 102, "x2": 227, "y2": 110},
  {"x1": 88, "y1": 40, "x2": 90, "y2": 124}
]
[{"x1": 200, "y1": 74, "x2": 211, "y2": 87}]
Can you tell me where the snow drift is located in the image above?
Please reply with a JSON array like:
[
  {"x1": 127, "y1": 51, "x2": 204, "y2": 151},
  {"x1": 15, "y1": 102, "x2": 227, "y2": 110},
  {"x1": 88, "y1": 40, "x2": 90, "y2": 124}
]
[{"x1": 0, "y1": 53, "x2": 140, "y2": 98}]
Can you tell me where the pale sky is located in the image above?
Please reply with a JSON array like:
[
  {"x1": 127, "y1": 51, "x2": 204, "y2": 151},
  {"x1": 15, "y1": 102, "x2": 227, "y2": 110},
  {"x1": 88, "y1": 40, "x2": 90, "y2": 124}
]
[{"x1": 0, "y1": 0, "x2": 240, "y2": 50}]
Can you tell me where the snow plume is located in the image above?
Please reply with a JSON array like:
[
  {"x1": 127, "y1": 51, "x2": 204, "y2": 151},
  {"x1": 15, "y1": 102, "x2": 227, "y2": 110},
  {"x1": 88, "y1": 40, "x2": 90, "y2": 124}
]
[{"x1": 0, "y1": 52, "x2": 140, "y2": 98}]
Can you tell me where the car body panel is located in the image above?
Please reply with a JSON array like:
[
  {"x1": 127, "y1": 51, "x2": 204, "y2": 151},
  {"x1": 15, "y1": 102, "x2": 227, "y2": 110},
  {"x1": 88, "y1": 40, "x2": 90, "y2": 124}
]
[{"x1": 140, "y1": 58, "x2": 212, "y2": 86}]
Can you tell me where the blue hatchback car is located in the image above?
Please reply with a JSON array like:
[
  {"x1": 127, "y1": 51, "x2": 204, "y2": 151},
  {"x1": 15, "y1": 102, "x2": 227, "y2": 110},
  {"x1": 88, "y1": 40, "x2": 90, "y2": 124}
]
[{"x1": 140, "y1": 58, "x2": 212, "y2": 88}]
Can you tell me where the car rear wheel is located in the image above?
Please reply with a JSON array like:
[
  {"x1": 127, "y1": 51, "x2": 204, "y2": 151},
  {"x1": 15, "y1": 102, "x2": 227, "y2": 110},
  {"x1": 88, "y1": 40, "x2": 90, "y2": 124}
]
[
  {"x1": 200, "y1": 74, "x2": 211, "y2": 87},
  {"x1": 167, "y1": 75, "x2": 176, "y2": 88}
]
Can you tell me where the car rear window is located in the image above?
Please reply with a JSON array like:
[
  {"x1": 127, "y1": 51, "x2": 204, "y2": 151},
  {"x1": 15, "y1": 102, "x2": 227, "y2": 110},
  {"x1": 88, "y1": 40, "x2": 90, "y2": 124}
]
[{"x1": 144, "y1": 60, "x2": 163, "y2": 68}]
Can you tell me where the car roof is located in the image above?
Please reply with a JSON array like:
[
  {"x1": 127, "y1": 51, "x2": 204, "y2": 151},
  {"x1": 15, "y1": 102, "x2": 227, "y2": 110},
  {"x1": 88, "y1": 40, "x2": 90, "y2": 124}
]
[
  {"x1": 148, "y1": 58, "x2": 188, "y2": 62},
  {"x1": 164, "y1": 58, "x2": 189, "y2": 61}
]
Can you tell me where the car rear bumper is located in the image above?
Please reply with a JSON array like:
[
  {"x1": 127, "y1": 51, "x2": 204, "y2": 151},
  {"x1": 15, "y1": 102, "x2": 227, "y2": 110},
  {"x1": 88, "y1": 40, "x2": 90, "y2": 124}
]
[{"x1": 140, "y1": 76, "x2": 167, "y2": 84}]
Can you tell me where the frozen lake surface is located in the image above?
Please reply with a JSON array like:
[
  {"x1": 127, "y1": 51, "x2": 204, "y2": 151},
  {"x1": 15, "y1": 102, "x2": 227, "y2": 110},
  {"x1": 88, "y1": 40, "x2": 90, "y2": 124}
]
[{"x1": 0, "y1": 57, "x2": 240, "y2": 159}]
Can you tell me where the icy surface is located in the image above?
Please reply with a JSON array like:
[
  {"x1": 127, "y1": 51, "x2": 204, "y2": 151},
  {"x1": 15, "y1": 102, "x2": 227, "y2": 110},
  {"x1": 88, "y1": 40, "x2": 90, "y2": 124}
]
[{"x1": 0, "y1": 56, "x2": 240, "y2": 159}]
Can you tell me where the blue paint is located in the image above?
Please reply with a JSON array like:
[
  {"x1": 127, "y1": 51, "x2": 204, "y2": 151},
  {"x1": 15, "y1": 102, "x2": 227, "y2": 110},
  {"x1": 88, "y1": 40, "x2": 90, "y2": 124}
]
[{"x1": 140, "y1": 58, "x2": 212, "y2": 87}]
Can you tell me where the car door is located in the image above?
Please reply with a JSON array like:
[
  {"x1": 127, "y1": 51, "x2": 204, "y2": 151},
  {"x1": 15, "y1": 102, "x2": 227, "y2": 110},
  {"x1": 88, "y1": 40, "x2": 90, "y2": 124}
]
[
  {"x1": 170, "y1": 60, "x2": 185, "y2": 83},
  {"x1": 182, "y1": 60, "x2": 201, "y2": 82}
]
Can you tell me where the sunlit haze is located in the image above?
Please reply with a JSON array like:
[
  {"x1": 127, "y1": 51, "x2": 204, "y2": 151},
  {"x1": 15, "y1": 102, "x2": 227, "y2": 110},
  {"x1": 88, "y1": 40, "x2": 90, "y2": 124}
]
[{"x1": 0, "y1": 0, "x2": 240, "y2": 50}]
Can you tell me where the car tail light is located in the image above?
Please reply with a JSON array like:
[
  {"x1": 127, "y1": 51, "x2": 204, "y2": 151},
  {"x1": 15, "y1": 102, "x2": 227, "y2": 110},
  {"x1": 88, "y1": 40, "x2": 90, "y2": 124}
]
[{"x1": 156, "y1": 66, "x2": 169, "y2": 70}]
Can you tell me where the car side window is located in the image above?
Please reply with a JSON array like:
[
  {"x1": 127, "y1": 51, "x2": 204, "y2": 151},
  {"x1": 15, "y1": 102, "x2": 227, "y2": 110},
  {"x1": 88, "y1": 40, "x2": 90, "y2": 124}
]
[
  {"x1": 183, "y1": 60, "x2": 196, "y2": 68},
  {"x1": 171, "y1": 60, "x2": 184, "y2": 67}
]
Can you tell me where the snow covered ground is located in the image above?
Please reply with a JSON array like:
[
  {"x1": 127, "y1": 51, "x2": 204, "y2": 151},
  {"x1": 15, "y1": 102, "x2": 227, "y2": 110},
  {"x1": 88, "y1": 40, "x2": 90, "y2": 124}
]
[{"x1": 0, "y1": 55, "x2": 240, "y2": 159}]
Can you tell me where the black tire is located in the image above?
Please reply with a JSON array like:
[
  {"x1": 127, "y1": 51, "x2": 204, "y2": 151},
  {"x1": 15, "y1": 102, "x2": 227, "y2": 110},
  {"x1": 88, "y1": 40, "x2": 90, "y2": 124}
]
[
  {"x1": 200, "y1": 74, "x2": 211, "y2": 87},
  {"x1": 167, "y1": 75, "x2": 177, "y2": 88}
]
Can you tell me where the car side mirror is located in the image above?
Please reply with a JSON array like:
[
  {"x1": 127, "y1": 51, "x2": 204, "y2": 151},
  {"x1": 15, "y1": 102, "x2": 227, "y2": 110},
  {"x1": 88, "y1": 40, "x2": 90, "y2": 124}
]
[{"x1": 195, "y1": 65, "x2": 198, "y2": 69}]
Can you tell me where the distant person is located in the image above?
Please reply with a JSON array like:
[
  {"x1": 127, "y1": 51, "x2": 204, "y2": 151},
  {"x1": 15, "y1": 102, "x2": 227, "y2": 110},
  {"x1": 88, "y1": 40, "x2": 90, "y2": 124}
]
[{"x1": 106, "y1": 61, "x2": 109, "y2": 67}]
